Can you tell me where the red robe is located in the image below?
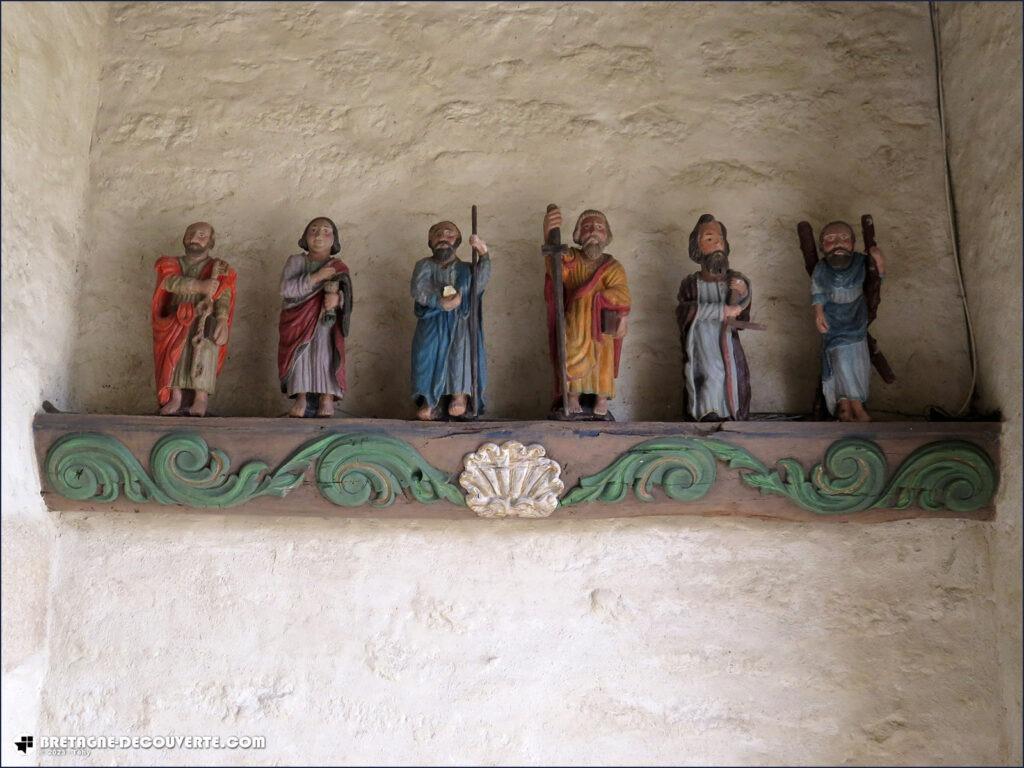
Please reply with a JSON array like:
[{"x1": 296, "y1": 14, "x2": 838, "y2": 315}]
[
  {"x1": 277, "y1": 259, "x2": 349, "y2": 396},
  {"x1": 151, "y1": 256, "x2": 237, "y2": 405}
]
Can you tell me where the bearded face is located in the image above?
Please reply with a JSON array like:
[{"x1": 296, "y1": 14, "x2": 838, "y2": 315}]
[
  {"x1": 428, "y1": 221, "x2": 460, "y2": 264},
  {"x1": 697, "y1": 221, "x2": 729, "y2": 277},
  {"x1": 183, "y1": 224, "x2": 213, "y2": 256},
  {"x1": 577, "y1": 215, "x2": 608, "y2": 259},
  {"x1": 820, "y1": 224, "x2": 855, "y2": 269}
]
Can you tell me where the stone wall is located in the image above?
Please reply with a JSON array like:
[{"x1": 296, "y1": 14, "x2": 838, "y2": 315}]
[
  {"x1": 0, "y1": 3, "x2": 108, "y2": 764},
  {"x1": 2, "y1": 2, "x2": 1019, "y2": 765},
  {"x1": 939, "y1": 3, "x2": 1023, "y2": 761}
]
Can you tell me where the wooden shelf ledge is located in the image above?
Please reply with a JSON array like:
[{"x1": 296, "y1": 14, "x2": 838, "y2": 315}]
[{"x1": 33, "y1": 413, "x2": 1001, "y2": 523}]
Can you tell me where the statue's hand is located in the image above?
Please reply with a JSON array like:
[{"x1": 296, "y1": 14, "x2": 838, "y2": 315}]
[
  {"x1": 212, "y1": 317, "x2": 230, "y2": 346},
  {"x1": 814, "y1": 305, "x2": 829, "y2": 334},
  {"x1": 440, "y1": 291, "x2": 462, "y2": 311},
  {"x1": 469, "y1": 234, "x2": 488, "y2": 255},
  {"x1": 728, "y1": 277, "x2": 747, "y2": 297},
  {"x1": 312, "y1": 265, "x2": 337, "y2": 283},
  {"x1": 543, "y1": 207, "x2": 562, "y2": 242},
  {"x1": 324, "y1": 292, "x2": 340, "y2": 312},
  {"x1": 723, "y1": 304, "x2": 743, "y2": 320}
]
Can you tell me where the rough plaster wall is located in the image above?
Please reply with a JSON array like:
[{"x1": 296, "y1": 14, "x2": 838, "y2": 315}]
[
  {"x1": 939, "y1": 3, "x2": 1023, "y2": 762},
  {"x1": 43, "y1": 514, "x2": 1003, "y2": 765},
  {"x1": 71, "y1": 0, "x2": 971, "y2": 420},
  {"x1": 0, "y1": 3, "x2": 107, "y2": 764},
  {"x1": 17, "y1": 2, "x2": 1013, "y2": 765}
]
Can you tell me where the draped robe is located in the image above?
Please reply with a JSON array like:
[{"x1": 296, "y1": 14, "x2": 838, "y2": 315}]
[
  {"x1": 410, "y1": 254, "x2": 490, "y2": 411},
  {"x1": 676, "y1": 270, "x2": 752, "y2": 420},
  {"x1": 812, "y1": 252, "x2": 870, "y2": 414},
  {"x1": 278, "y1": 255, "x2": 351, "y2": 399},
  {"x1": 151, "y1": 255, "x2": 236, "y2": 405},
  {"x1": 545, "y1": 248, "x2": 631, "y2": 398}
]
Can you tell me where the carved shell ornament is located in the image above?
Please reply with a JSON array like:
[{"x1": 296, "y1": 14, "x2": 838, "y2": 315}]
[{"x1": 459, "y1": 441, "x2": 564, "y2": 518}]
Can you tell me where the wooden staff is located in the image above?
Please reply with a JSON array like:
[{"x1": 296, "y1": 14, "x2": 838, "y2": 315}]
[
  {"x1": 544, "y1": 203, "x2": 570, "y2": 418},
  {"x1": 860, "y1": 214, "x2": 896, "y2": 384},
  {"x1": 468, "y1": 205, "x2": 480, "y2": 418}
]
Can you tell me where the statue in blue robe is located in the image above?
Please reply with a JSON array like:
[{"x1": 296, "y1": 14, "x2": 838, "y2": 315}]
[
  {"x1": 411, "y1": 220, "x2": 491, "y2": 420},
  {"x1": 811, "y1": 220, "x2": 886, "y2": 422}
]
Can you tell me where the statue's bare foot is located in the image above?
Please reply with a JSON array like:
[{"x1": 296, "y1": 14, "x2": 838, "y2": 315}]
[
  {"x1": 594, "y1": 396, "x2": 609, "y2": 416},
  {"x1": 188, "y1": 390, "x2": 208, "y2": 417},
  {"x1": 568, "y1": 393, "x2": 582, "y2": 414},
  {"x1": 837, "y1": 399, "x2": 854, "y2": 422},
  {"x1": 317, "y1": 396, "x2": 335, "y2": 418},
  {"x1": 289, "y1": 394, "x2": 307, "y2": 418},
  {"x1": 417, "y1": 402, "x2": 435, "y2": 421},
  {"x1": 159, "y1": 388, "x2": 182, "y2": 416},
  {"x1": 852, "y1": 401, "x2": 871, "y2": 422},
  {"x1": 448, "y1": 394, "x2": 467, "y2": 417}
]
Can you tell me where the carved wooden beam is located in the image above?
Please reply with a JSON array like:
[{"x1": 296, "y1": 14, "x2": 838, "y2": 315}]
[{"x1": 33, "y1": 414, "x2": 1000, "y2": 522}]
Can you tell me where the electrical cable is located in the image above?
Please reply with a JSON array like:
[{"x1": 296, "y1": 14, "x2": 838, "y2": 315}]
[{"x1": 928, "y1": 0, "x2": 979, "y2": 417}]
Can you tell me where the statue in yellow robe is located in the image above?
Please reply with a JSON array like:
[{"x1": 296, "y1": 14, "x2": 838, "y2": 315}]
[{"x1": 543, "y1": 208, "x2": 631, "y2": 418}]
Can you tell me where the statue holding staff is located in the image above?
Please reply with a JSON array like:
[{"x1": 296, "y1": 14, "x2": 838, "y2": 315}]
[{"x1": 410, "y1": 218, "x2": 491, "y2": 420}]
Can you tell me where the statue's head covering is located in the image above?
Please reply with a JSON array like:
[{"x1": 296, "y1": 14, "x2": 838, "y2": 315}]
[
  {"x1": 428, "y1": 220, "x2": 462, "y2": 250},
  {"x1": 183, "y1": 221, "x2": 216, "y2": 251},
  {"x1": 688, "y1": 213, "x2": 730, "y2": 263},
  {"x1": 572, "y1": 209, "x2": 612, "y2": 247},
  {"x1": 298, "y1": 216, "x2": 341, "y2": 255}
]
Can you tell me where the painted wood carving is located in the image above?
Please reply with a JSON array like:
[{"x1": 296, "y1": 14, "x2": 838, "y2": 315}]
[
  {"x1": 42, "y1": 428, "x2": 996, "y2": 517},
  {"x1": 151, "y1": 222, "x2": 237, "y2": 416},
  {"x1": 411, "y1": 211, "x2": 491, "y2": 421},
  {"x1": 278, "y1": 217, "x2": 353, "y2": 418},
  {"x1": 543, "y1": 206, "x2": 631, "y2": 421},
  {"x1": 797, "y1": 216, "x2": 893, "y2": 421},
  {"x1": 676, "y1": 214, "x2": 762, "y2": 422}
]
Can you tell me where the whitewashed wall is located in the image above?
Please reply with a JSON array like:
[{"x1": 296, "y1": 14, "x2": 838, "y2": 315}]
[
  {"x1": 0, "y1": 3, "x2": 107, "y2": 764},
  {"x1": 940, "y1": 3, "x2": 1023, "y2": 762}
]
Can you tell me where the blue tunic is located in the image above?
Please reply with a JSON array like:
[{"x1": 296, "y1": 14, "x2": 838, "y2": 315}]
[
  {"x1": 811, "y1": 252, "x2": 870, "y2": 413},
  {"x1": 410, "y1": 254, "x2": 490, "y2": 411}
]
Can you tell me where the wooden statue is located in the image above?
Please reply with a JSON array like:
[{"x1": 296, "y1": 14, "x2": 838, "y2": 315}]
[
  {"x1": 278, "y1": 217, "x2": 353, "y2": 418},
  {"x1": 543, "y1": 206, "x2": 631, "y2": 420},
  {"x1": 411, "y1": 214, "x2": 491, "y2": 421},
  {"x1": 676, "y1": 214, "x2": 755, "y2": 421},
  {"x1": 151, "y1": 221, "x2": 237, "y2": 416},
  {"x1": 798, "y1": 218, "x2": 888, "y2": 422}
]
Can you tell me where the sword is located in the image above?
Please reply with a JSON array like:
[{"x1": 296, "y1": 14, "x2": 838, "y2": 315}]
[
  {"x1": 468, "y1": 204, "x2": 480, "y2": 418},
  {"x1": 543, "y1": 204, "x2": 570, "y2": 418}
]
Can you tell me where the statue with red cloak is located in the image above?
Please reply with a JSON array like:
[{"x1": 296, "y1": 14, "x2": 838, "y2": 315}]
[
  {"x1": 151, "y1": 221, "x2": 236, "y2": 417},
  {"x1": 278, "y1": 216, "x2": 353, "y2": 418}
]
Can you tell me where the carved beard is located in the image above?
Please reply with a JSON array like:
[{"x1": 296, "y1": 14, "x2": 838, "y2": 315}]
[
  {"x1": 431, "y1": 245, "x2": 456, "y2": 264},
  {"x1": 185, "y1": 243, "x2": 208, "y2": 256},
  {"x1": 824, "y1": 248, "x2": 853, "y2": 269},
  {"x1": 582, "y1": 239, "x2": 604, "y2": 260},
  {"x1": 701, "y1": 250, "x2": 729, "y2": 277}
]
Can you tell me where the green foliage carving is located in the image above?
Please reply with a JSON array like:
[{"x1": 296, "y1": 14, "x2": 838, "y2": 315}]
[
  {"x1": 561, "y1": 437, "x2": 996, "y2": 515},
  {"x1": 45, "y1": 432, "x2": 464, "y2": 509}
]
